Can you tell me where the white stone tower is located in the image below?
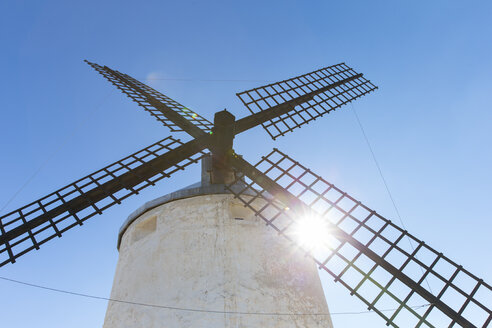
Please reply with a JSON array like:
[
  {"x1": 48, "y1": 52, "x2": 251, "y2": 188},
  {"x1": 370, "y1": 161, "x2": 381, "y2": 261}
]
[{"x1": 103, "y1": 157, "x2": 333, "y2": 328}]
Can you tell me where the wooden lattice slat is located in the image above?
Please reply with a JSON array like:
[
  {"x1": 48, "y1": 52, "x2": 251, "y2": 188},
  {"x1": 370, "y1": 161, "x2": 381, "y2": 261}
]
[
  {"x1": 227, "y1": 149, "x2": 491, "y2": 327},
  {"x1": 236, "y1": 63, "x2": 377, "y2": 139},
  {"x1": 86, "y1": 60, "x2": 213, "y2": 134},
  {"x1": 0, "y1": 137, "x2": 206, "y2": 267}
]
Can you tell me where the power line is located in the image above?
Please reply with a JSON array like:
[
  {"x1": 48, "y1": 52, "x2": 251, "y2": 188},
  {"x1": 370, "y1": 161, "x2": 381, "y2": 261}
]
[
  {"x1": 0, "y1": 275, "x2": 430, "y2": 316},
  {"x1": 350, "y1": 103, "x2": 433, "y2": 294},
  {"x1": 0, "y1": 91, "x2": 114, "y2": 216}
]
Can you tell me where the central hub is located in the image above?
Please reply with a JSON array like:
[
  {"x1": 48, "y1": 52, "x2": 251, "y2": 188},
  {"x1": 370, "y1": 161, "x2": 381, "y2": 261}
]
[{"x1": 210, "y1": 109, "x2": 236, "y2": 184}]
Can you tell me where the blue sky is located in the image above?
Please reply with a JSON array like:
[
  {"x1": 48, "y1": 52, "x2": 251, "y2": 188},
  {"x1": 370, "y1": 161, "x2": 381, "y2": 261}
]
[{"x1": 0, "y1": 1, "x2": 491, "y2": 327}]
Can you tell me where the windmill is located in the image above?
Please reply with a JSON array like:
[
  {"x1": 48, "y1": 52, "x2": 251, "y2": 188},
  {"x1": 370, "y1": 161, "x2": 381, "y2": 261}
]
[{"x1": 0, "y1": 60, "x2": 490, "y2": 327}]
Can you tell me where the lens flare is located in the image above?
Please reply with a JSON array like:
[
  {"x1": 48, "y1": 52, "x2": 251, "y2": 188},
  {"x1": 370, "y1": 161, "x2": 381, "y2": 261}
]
[{"x1": 292, "y1": 214, "x2": 330, "y2": 252}]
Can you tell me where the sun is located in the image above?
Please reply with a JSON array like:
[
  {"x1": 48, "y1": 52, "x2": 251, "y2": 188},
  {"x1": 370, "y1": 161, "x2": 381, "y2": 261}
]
[{"x1": 292, "y1": 214, "x2": 331, "y2": 252}]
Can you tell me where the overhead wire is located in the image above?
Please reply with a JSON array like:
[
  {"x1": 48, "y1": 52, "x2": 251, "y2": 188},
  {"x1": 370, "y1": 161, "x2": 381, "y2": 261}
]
[
  {"x1": 0, "y1": 74, "x2": 269, "y2": 216},
  {"x1": 350, "y1": 102, "x2": 434, "y2": 294},
  {"x1": 0, "y1": 275, "x2": 430, "y2": 316},
  {"x1": 0, "y1": 90, "x2": 114, "y2": 216},
  {"x1": 0, "y1": 75, "x2": 272, "y2": 216},
  {"x1": 0, "y1": 77, "x2": 437, "y2": 318}
]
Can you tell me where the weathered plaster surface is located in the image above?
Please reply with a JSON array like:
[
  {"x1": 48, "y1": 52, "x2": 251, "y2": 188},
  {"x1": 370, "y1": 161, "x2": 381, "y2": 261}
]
[{"x1": 103, "y1": 194, "x2": 333, "y2": 328}]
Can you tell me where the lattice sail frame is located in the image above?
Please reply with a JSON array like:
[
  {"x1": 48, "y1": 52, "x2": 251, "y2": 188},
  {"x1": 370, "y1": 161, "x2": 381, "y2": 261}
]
[
  {"x1": 0, "y1": 137, "x2": 205, "y2": 267},
  {"x1": 226, "y1": 149, "x2": 491, "y2": 328},
  {"x1": 236, "y1": 63, "x2": 377, "y2": 139},
  {"x1": 85, "y1": 60, "x2": 214, "y2": 133}
]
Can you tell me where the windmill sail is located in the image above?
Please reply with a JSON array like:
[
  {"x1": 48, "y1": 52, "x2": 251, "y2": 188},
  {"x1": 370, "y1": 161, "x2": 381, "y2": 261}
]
[
  {"x1": 227, "y1": 149, "x2": 491, "y2": 328},
  {"x1": 0, "y1": 137, "x2": 206, "y2": 267},
  {"x1": 7, "y1": 60, "x2": 489, "y2": 327},
  {"x1": 85, "y1": 60, "x2": 213, "y2": 138},
  {"x1": 235, "y1": 63, "x2": 377, "y2": 139}
]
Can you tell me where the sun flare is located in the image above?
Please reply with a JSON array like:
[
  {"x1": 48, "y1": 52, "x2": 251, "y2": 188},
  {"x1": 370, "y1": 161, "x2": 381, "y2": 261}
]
[{"x1": 292, "y1": 215, "x2": 331, "y2": 252}]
